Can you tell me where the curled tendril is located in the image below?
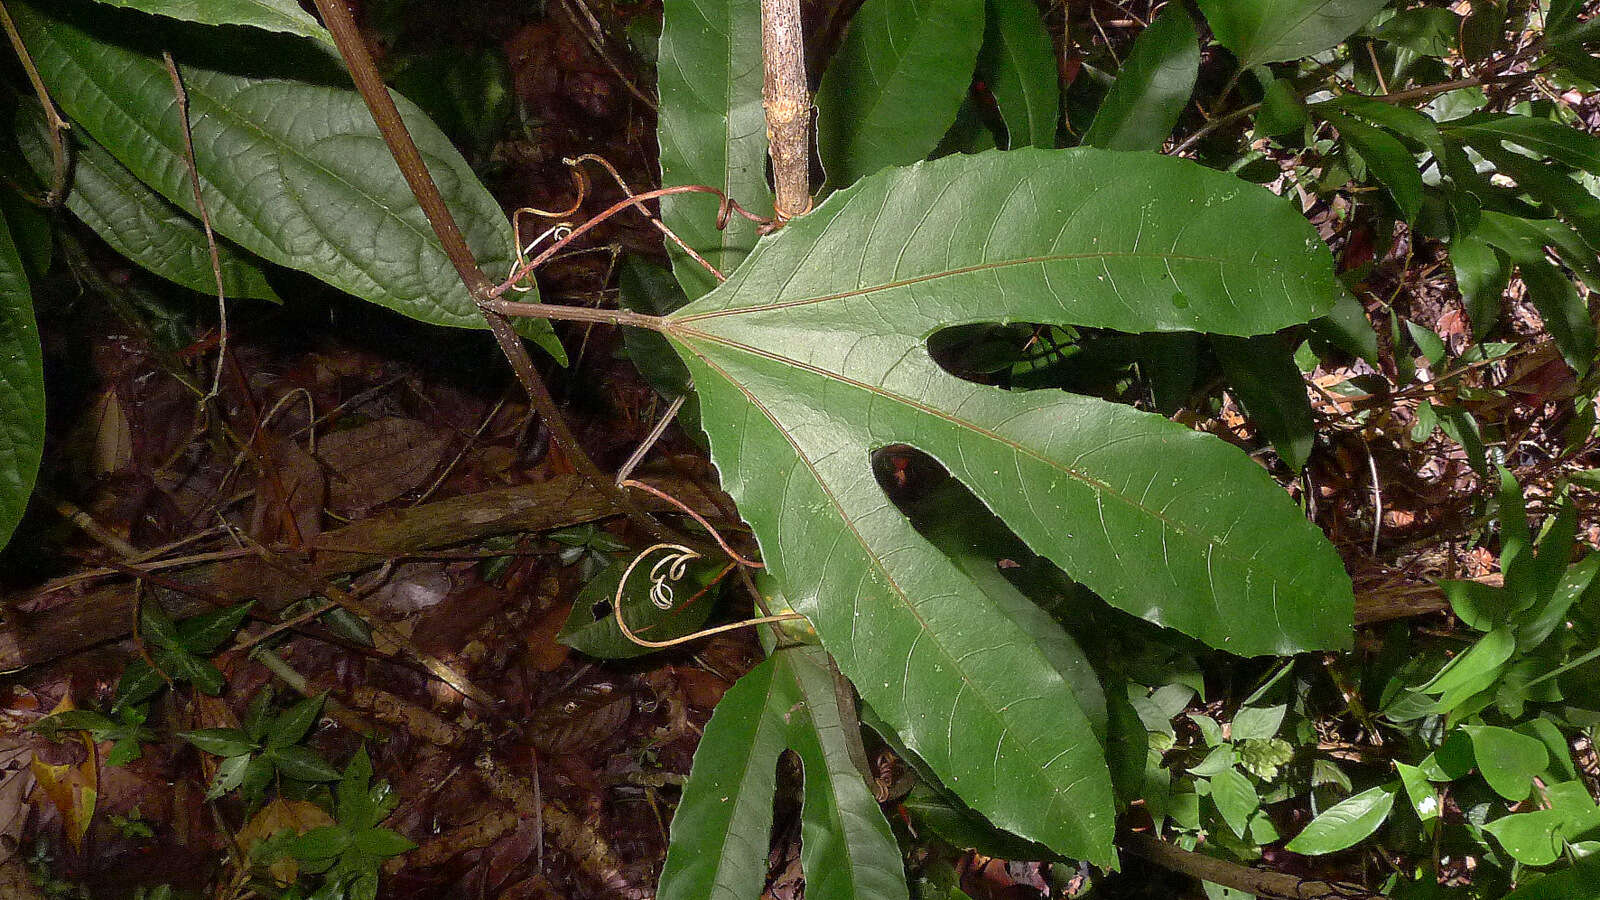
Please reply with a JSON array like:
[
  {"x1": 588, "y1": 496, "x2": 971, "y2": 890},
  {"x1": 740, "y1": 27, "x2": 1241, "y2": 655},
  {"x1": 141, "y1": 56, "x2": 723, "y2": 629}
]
[{"x1": 613, "y1": 543, "x2": 802, "y2": 650}]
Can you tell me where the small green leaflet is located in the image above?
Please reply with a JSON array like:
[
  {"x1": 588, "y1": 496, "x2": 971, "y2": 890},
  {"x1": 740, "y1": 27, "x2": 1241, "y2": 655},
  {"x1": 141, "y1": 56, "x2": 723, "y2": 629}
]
[
  {"x1": 1284, "y1": 783, "x2": 1397, "y2": 854},
  {"x1": 665, "y1": 148, "x2": 1355, "y2": 862},
  {"x1": 976, "y1": 0, "x2": 1058, "y2": 149},
  {"x1": 83, "y1": 0, "x2": 333, "y2": 45},
  {"x1": 0, "y1": 207, "x2": 43, "y2": 552},
  {"x1": 659, "y1": 647, "x2": 906, "y2": 900},
  {"x1": 1196, "y1": 0, "x2": 1390, "y2": 66},
  {"x1": 816, "y1": 0, "x2": 984, "y2": 188}
]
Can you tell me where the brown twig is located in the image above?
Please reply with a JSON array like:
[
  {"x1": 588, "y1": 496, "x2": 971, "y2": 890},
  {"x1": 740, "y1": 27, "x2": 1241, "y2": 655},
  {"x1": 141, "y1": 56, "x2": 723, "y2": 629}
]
[
  {"x1": 162, "y1": 51, "x2": 230, "y2": 405},
  {"x1": 1121, "y1": 832, "x2": 1385, "y2": 899},
  {"x1": 0, "y1": 0, "x2": 69, "y2": 206},
  {"x1": 760, "y1": 0, "x2": 812, "y2": 220},
  {"x1": 306, "y1": 0, "x2": 675, "y2": 545}
]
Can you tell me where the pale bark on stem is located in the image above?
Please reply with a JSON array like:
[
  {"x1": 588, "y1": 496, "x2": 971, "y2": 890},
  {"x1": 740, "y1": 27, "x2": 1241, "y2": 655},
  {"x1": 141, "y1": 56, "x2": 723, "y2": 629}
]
[
  {"x1": 307, "y1": 0, "x2": 675, "y2": 544},
  {"x1": 761, "y1": 0, "x2": 812, "y2": 220},
  {"x1": 1122, "y1": 832, "x2": 1384, "y2": 900}
]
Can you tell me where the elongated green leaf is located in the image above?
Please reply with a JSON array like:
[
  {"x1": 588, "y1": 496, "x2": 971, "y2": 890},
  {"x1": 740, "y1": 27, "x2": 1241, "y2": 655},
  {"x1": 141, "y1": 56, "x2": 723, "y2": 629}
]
[
  {"x1": 1512, "y1": 254, "x2": 1596, "y2": 377},
  {"x1": 1322, "y1": 110, "x2": 1423, "y2": 222},
  {"x1": 1083, "y1": 4, "x2": 1199, "y2": 152},
  {"x1": 816, "y1": 0, "x2": 984, "y2": 188},
  {"x1": 977, "y1": 0, "x2": 1058, "y2": 149},
  {"x1": 18, "y1": 109, "x2": 278, "y2": 302},
  {"x1": 12, "y1": 1, "x2": 560, "y2": 359},
  {"x1": 0, "y1": 208, "x2": 44, "y2": 551},
  {"x1": 786, "y1": 649, "x2": 910, "y2": 900},
  {"x1": 1214, "y1": 333, "x2": 1315, "y2": 472},
  {"x1": 1284, "y1": 783, "x2": 1396, "y2": 854},
  {"x1": 1195, "y1": 0, "x2": 1389, "y2": 66},
  {"x1": 660, "y1": 648, "x2": 907, "y2": 900},
  {"x1": 85, "y1": 0, "x2": 332, "y2": 45},
  {"x1": 180, "y1": 728, "x2": 257, "y2": 758},
  {"x1": 1443, "y1": 113, "x2": 1600, "y2": 175},
  {"x1": 657, "y1": 0, "x2": 772, "y2": 299},
  {"x1": 1450, "y1": 229, "x2": 1509, "y2": 340},
  {"x1": 1484, "y1": 781, "x2": 1600, "y2": 867},
  {"x1": 665, "y1": 148, "x2": 1354, "y2": 862}
]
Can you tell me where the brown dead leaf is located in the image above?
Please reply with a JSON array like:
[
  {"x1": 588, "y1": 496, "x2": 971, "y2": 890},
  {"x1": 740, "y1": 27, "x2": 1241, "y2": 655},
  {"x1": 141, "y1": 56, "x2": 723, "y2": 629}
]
[
  {"x1": 318, "y1": 417, "x2": 449, "y2": 513},
  {"x1": 675, "y1": 668, "x2": 730, "y2": 709},
  {"x1": 238, "y1": 798, "x2": 336, "y2": 885},
  {"x1": 28, "y1": 695, "x2": 97, "y2": 851},
  {"x1": 250, "y1": 433, "x2": 326, "y2": 547},
  {"x1": 525, "y1": 600, "x2": 572, "y2": 673}
]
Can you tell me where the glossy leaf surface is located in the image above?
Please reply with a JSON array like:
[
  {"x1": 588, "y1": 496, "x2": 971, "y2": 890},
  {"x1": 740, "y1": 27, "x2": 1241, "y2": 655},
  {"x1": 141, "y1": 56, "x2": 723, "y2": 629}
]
[
  {"x1": 665, "y1": 148, "x2": 1355, "y2": 861},
  {"x1": 0, "y1": 209, "x2": 44, "y2": 551},
  {"x1": 1083, "y1": 4, "x2": 1199, "y2": 152},
  {"x1": 12, "y1": 1, "x2": 559, "y2": 358},
  {"x1": 659, "y1": 647, "x2": 906, "y2": 900},
  {"x1": 85, "y1": 0, "x2": 331, "y2": 44},
  {"x1": 18, "y1": 108, "x2": 278, "y2": 302},
  {"x1": 1196, "y1": 0, "x2": 1389, "y2": 66},
  {"x1": 656, "y1": 0, "x2": 771, "y2": 298},
  {"x1": 1283, "y1": 783, "x2": 1397, "y2": 854},
  {"x1": 816, "y1": 0, "x2": 984, "y2": 188},
  {"x1": 977, "y1": 0, "x2": 1058, "y2": 149}
]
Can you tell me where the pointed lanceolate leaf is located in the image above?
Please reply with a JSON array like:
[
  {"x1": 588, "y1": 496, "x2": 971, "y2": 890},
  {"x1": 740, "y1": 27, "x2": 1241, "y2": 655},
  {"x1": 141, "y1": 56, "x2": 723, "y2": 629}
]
[
  {"x1": 1196, "y1": 0, "x2": 1390, "y2": 66},
  {"x1": 84, "y1": 0, "x2": 333, "y2": 45},
  {"x1": 786, "y1": 649, "x2": 910, "y2": 900},
  {"x1": 977, "y1": 0, "x2": 1059, "y2": 149},
  {"x1": 17, "y1": 106, "x2": 278, "y2": 302},
  {"x1": 660, "y1": 648, "x2": 908, "y2": 900},
  {"x1": 1082, "y1": 4, "x2": 1199, "y2": 152},
  {"x1": 816, "y1": 0, "x2": 985, "y2": 188},
  {"x1": 11, "y1": 0, "x2": 560, "y2": 359},
  {"x1": 656, "y1": 0, "x2": 772, "y2": 298},
  {"x1": 666, "y1": 149, "x2": 1354, "y2": 862},
  {"x1": 0, "y1": 207, "x2": 44, "y2": 551}
]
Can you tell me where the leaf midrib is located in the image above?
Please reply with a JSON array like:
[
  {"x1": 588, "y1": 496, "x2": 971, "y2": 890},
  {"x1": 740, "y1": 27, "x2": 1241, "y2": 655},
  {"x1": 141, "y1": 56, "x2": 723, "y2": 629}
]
[
  {"x1": 679, "y1": 342, "x2": 1103, "y2": 855},
  {"x1": 672, "y1": 326, "x2": 1311, "y2": 618},
  {"x1": 672, "y1": 248, "x2": 1226, "y2": 323}
]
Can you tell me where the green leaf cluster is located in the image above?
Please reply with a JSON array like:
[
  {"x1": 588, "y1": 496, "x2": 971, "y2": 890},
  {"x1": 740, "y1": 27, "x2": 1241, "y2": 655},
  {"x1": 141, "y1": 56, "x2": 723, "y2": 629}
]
[{"x1": 181, "y1": 690, "x2": 339, "y2": 805}]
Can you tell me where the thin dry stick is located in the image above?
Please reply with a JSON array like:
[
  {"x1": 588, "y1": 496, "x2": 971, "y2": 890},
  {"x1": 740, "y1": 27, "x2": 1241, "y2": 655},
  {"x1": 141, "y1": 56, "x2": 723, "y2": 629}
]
[
  {"x1": 1122, "y1": 832, "x2": 1384, "y2": 900},
  {"x1": 163, "y1": 52, "x2": 230, "y2": 405},
  {"x1": 620, "y1": 478, "x2": 762, "y2": 568},
  {"x1": 614, "y1": 394, "x2": 686, "y2": 485},
  {"x1": 307, "y1": 0, "x2": 675, "y2": 546},
  {"x1": 613, "y1": 544, "x2": 801, "y2": 650},
  {"x1": 553, "y1": 0, "x2": 658, "y2": 111},
  {"x1": 0, "y1": 0, "x2": 69, "y2": 206},
  {"x1": 760, "y1": 0, "x2": 811, "y2": 220}
]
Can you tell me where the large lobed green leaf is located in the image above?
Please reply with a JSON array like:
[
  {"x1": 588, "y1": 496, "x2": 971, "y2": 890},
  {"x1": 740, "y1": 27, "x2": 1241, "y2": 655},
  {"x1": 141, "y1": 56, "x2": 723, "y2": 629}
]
[
  {"x1": 816, "y1": 0, "x2": 984, "y2": 188},
  {"x1": 17, "y1": 107, "x2": 278, "y2": 302},
  {"x1": 665, "y1": 149, "x2": 1354, "y2": 862},
  {"x1": 84, "y1": 0, "x2": 332, "y2": 45},
  {"x1": 0, "y1": 210, "x2": 45, "y2": 551},
  {"x1": 12, "y1": 0, "x2": 560, "y2": 358},
  {"x1": 1196, "y1": 0, "x2": 1390, "y2": 66},
  {"x1": 659, "y1": 646, "x2": 906, "y2": 900},
  {"x1": 656, "y1": 0, "x2": 772, "y2": 299}
]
